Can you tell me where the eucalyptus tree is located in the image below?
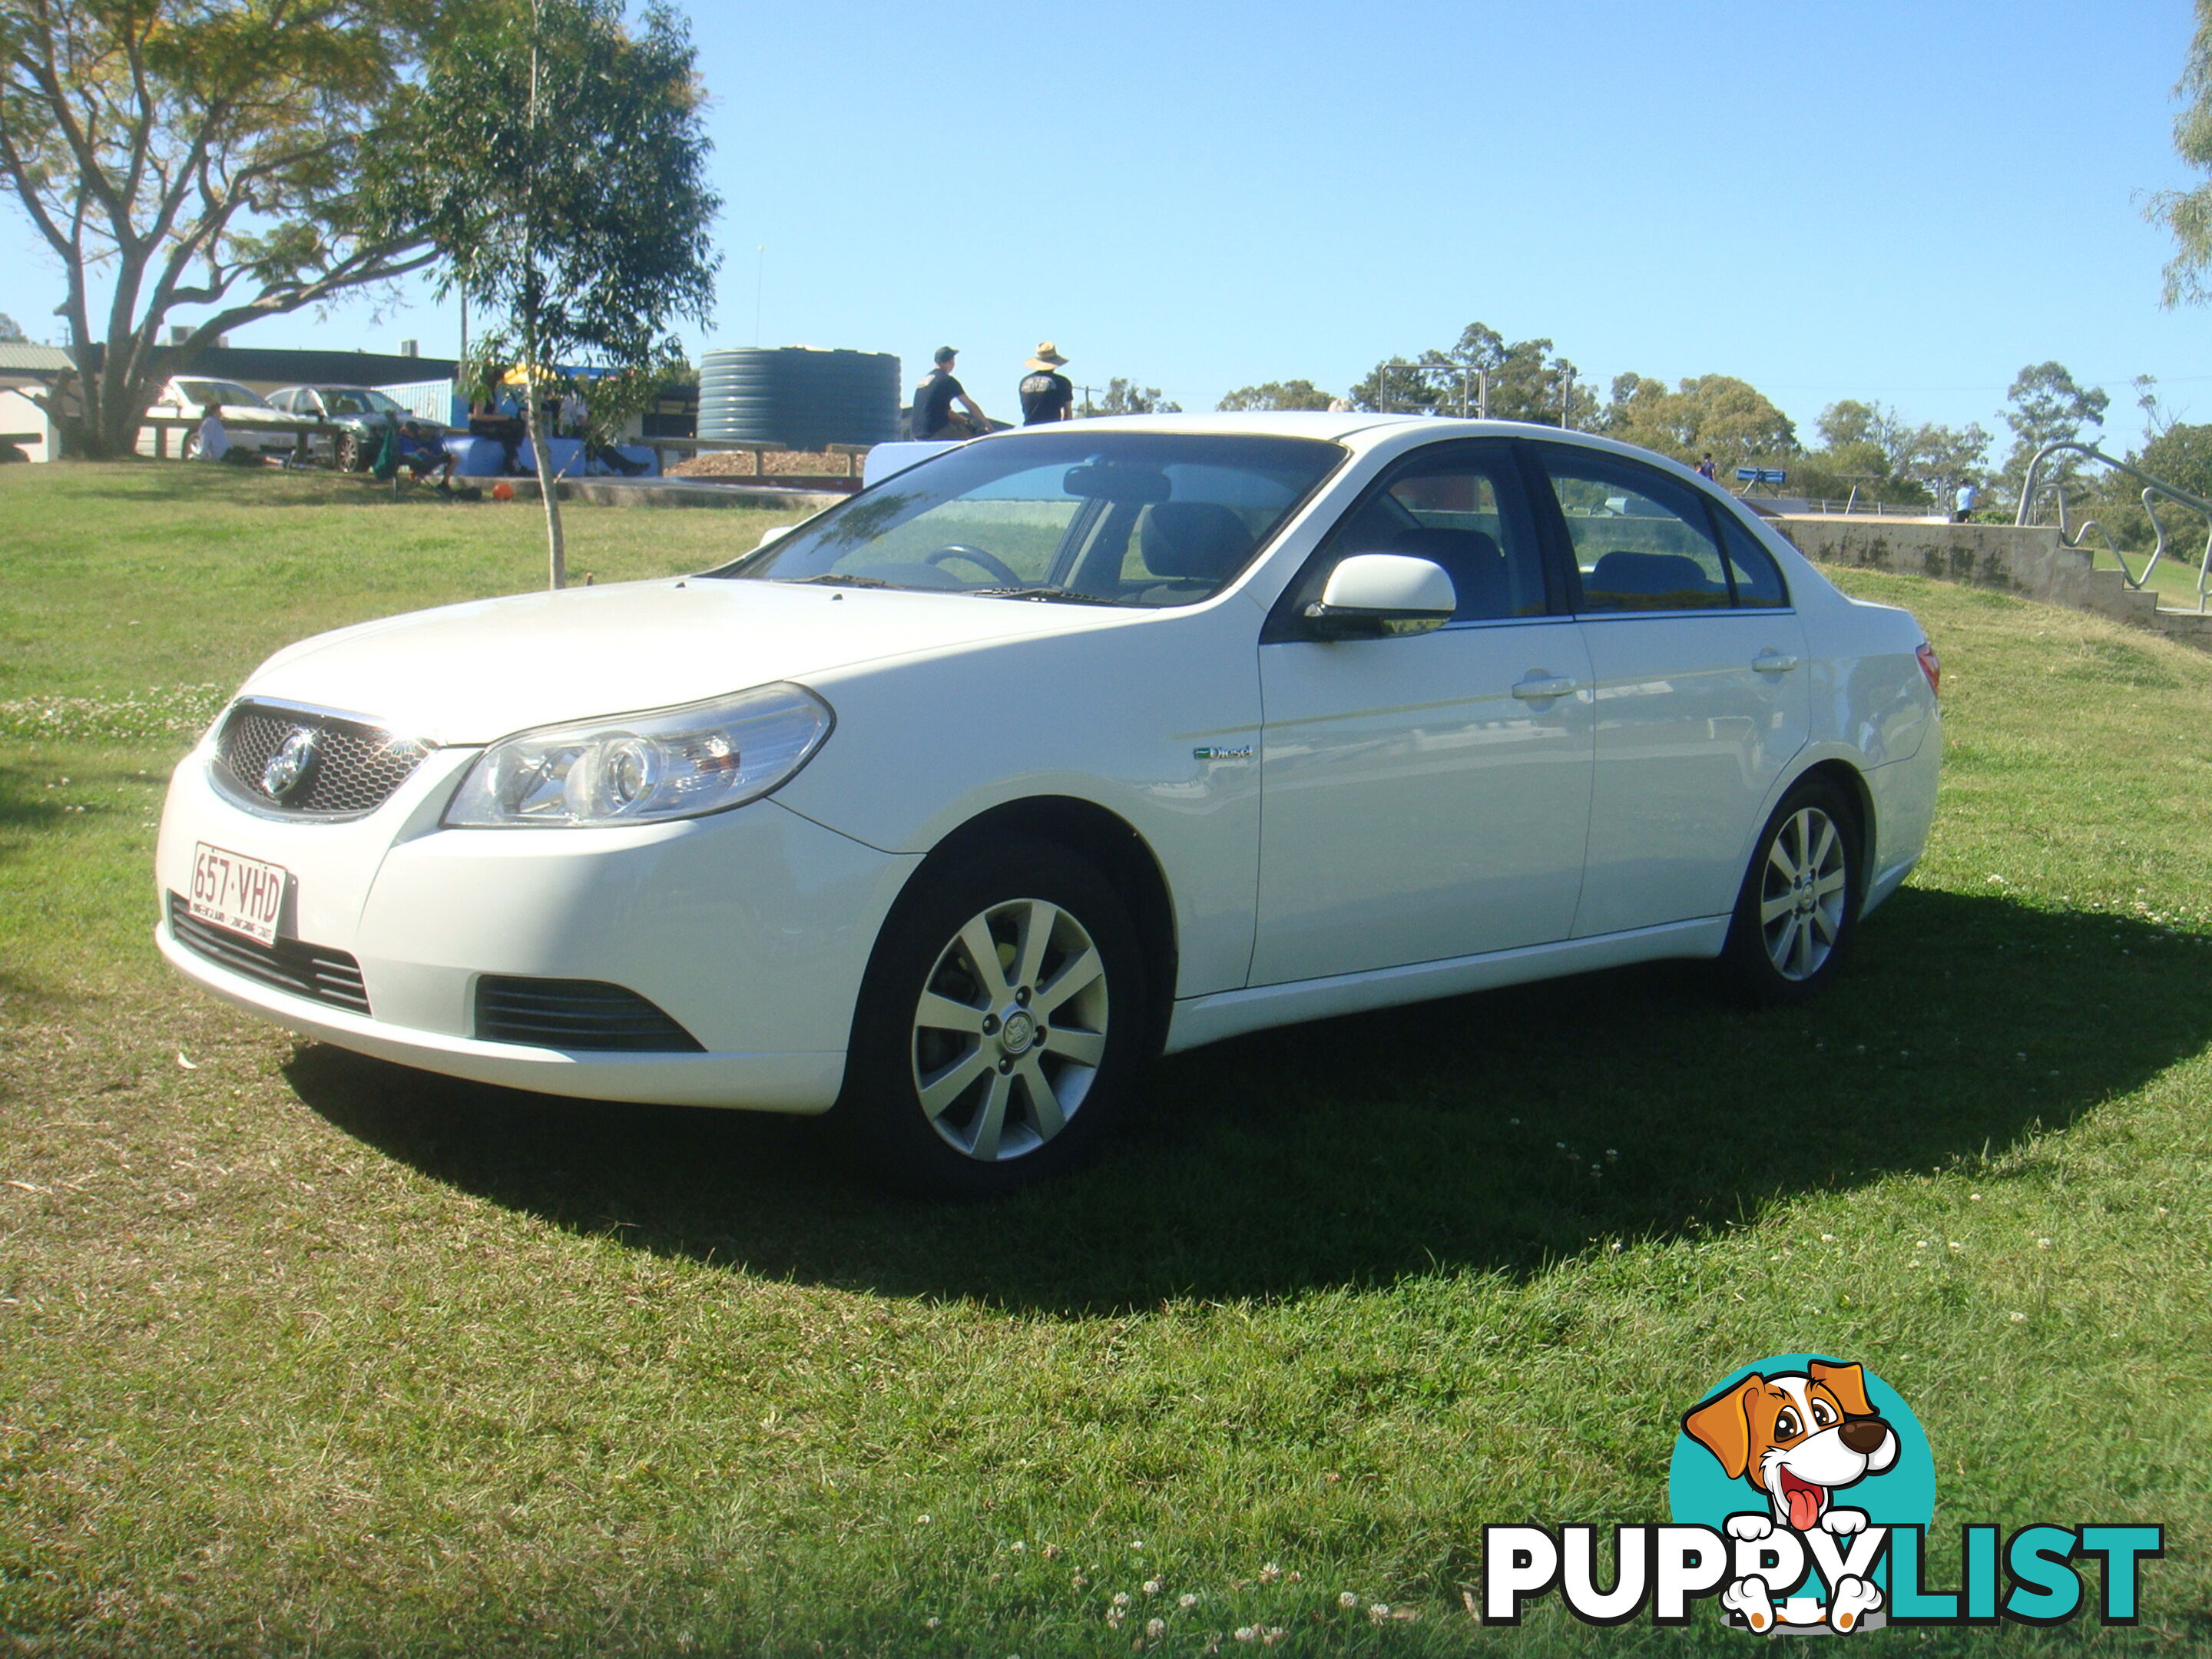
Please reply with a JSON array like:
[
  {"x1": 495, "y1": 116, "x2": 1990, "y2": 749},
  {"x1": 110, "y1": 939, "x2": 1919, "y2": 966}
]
[
  {"x1": 1216, "y1": 379, "x2": 1336, "y2": 412},
  {"x1": 2001, "y1": 362, "x2": 2108, "y2": 500},
  {"x1": 1352, "y1": 322, "x2": 1596, "y2": 426},
  {"x1": 2151, "y1": 1, "x2": 2212, "y2": 307},
  {"x1": 1078, "y1": 378, "x2": 1179, "y2": 416},
  {"x1": 385, "y1": 0, "x2": 717, "y2": 588},
  {"x1": 0, "y1": 0, "x2": 462, "y2": 455}
]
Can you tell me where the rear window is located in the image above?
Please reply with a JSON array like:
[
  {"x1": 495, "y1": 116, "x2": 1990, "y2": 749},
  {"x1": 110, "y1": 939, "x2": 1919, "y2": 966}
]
[{"x1": 177, "y1": 379, "x2": 264, "y2": 408}]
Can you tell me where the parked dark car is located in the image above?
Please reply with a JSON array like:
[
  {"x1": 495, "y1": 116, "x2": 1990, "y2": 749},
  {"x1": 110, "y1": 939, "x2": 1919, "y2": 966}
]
[{"x1": 269, "y1": 385, "x2": 450, "y2": 472}]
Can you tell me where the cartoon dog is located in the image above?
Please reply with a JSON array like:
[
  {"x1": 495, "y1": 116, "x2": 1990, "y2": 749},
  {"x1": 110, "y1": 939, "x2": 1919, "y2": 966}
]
[{"x1": 1683, "y1": 1359, "x2": 1899, "y2": 1634}]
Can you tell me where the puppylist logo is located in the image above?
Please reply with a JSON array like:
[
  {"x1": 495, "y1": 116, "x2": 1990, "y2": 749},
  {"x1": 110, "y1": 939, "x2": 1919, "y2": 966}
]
[{"x1": 1482, "y1": 1354, "x2": 2163, "y2": 1634}]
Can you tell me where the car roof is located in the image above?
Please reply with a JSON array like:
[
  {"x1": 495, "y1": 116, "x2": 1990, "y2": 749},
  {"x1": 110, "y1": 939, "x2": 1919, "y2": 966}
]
[{"x1": 981, "y1": 410, "x2": 1707, "y2": 472}]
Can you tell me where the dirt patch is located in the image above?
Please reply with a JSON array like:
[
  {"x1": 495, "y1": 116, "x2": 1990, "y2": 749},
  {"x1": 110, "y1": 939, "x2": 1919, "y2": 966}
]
[{"x1": 668, "y1": 449, "x2": 862, "y2": 480}]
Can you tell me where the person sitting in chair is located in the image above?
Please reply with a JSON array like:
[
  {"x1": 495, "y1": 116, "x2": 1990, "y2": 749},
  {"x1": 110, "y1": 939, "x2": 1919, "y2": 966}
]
[{"x1": 396, "y1": 421, "x2": 458, "y2": 488}]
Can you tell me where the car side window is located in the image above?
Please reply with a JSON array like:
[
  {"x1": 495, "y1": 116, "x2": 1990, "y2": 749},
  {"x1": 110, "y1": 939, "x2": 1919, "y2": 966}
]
[
  {"x1": 1541, "y1": 453, "x2": 1734, "y2": 612},
  {"x1": 1302, "y1": 445, "x2": 1548, "y2": 622},
  {"x1": 1714, "y1": 511, "x2": 1790, "y2": 608}
]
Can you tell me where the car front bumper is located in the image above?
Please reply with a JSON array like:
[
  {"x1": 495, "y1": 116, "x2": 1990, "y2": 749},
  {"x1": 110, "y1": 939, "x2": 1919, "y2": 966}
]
[{"x1": 155, "y1": 737, "x2": 920, "y2": 1113}]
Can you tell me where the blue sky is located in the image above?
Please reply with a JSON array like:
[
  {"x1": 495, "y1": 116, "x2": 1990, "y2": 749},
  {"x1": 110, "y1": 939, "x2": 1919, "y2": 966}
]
[{"x1": 6, "y1": 0, "x2": 2207, "y2": 448}]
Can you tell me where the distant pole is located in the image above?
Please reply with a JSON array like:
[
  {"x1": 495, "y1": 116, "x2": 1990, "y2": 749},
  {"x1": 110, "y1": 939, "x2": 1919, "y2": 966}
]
[
  {"x1": 753, "y1": 245, "x2": 765, "y2": 346},
  {"x1": 459, "y1": 291, "x2": 469, "y2": 367}
]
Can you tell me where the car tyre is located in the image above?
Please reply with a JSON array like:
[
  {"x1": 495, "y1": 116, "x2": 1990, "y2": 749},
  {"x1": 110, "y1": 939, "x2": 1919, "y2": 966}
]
[
  {"x1": 336, "y1": 431, "x2": 361, "y2": 472},
  {"x1": 837, "y1": 837, "x2": 1149, "y2": 1197},
  {"x1": 1722, "y1": 776, "x2": 1863, "y2": 1007}
]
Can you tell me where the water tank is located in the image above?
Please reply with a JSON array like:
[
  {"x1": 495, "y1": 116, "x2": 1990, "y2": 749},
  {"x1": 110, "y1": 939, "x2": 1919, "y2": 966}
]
[{"x1": 697, "y1": 347, "x2": 900, "y2": 450}]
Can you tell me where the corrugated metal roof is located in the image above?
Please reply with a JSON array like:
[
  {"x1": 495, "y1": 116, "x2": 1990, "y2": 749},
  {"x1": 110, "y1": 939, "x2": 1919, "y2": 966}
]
[
  {"x1": 0, "y1": 343, "x2": 71, "y2": 373},
  {"x1": 67, "y1": 344, "x2": 460, "y2": 383}
]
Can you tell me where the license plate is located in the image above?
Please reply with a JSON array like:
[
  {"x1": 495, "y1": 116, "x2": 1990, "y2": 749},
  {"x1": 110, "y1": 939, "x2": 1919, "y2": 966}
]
[{"x1": 188, "y1": 843, "x2": 289, "y2": 944}]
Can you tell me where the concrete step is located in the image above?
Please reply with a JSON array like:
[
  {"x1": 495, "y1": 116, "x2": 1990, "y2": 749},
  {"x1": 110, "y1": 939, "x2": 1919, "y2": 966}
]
[
  {"x1": 2081, "y1": 566, "x2": 2163, "y2": 624},
  {"x1": 2151, "y1": 607, "x2": 2212, "y2": 641}
]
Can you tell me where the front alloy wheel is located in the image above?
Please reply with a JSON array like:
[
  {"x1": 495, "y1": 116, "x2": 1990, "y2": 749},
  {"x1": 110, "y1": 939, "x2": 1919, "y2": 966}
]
[
  {"x1": 912, "y1": 896, "x2": 1110, "y2": 1161},
  {"x1": 841, "y1": 838, "x2": 1147, "y2": 1195}
]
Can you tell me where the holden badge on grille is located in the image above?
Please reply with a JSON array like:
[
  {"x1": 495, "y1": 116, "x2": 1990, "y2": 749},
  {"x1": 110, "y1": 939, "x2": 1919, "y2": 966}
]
[{"x1": 262, "y1": 727, "x2": 320, "y2": 801}]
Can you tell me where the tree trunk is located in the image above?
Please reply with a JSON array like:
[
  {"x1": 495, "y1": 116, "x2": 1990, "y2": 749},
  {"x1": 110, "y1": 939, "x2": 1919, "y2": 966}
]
[{"x1": 523, "y1": 379, "x2": 566, "y2": 591}]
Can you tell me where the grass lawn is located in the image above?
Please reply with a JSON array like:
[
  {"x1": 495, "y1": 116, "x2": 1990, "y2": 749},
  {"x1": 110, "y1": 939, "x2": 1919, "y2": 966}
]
[{"x1": 2, "y1": 462, "x2": 2207, "y2": 1655}]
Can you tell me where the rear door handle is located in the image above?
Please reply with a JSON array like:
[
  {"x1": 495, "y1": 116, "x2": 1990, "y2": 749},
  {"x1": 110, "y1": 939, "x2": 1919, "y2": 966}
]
[
  {"x1": 1752, "y1": 651, "x2": 1800, "y2": 674},
  {"x1": 1512, "y1": 674, "x2": 1581, "y2": 700}
]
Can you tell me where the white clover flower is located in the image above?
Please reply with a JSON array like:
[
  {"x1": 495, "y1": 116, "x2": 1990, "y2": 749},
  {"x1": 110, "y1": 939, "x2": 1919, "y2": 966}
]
[
  {"x1": 1147, "y1": 1618, "x2": 1166, "y2": 1638},
  {"x1": 1258, "y1": 1562, "x2": 1281, "y2": 1584},
  {"x1": 1178, "y1": 1593, "x2": 1198, "y2": 1609},
  {"x1": 1369, "y1": 1603, "x2": 1390, "y2": 1624},
  {"x1": 1113, "y1": 1591, "x2": 1131, "y2": 1608},
  {"x1": 1338, "y1": 1591, "x2": 1358, "y2": 1608},
  {"x1": 1233, "y1": 1628, "x2": 1257, "y2": 1644},
  {"x1": 1144, "y1": 1578, "x2": 1162, "y2": 1595}
]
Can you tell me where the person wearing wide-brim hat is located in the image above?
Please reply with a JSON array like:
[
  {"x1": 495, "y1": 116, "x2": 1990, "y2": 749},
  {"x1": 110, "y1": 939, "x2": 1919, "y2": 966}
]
[{"x1": 1018, "y1": 341, "x2": 1075, "y2": 426}]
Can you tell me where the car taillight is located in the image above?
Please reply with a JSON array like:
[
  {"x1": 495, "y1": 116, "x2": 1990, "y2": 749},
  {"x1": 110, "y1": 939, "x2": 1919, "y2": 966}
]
[{"x1": 1916, "y1": 643, "x2": 1941, "y2": 697}]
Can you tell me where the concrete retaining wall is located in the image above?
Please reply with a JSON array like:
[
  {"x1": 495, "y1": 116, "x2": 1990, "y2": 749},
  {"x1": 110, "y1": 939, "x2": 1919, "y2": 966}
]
[
  {"x1": 1764, "y1": 515, "x2": 2206, "y2": 644},
  {"x1": 1768, "y1": 517, "x2": 2091, "y2": 605}
]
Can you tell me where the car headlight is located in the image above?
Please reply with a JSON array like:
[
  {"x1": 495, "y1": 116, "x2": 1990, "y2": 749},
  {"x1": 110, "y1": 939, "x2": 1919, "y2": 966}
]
[{"x1": 443, "y1": 684, "x2": 833, "y2": 828}]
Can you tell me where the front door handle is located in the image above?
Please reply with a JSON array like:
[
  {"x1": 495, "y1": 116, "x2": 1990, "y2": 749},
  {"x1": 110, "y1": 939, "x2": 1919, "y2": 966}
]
[
  {"x1": 1512, "y1": 674, "x2": 1581, "y2": 700},
  {"x1": 1751, "y1": 651, "x2": 1800, "y2": 674}
]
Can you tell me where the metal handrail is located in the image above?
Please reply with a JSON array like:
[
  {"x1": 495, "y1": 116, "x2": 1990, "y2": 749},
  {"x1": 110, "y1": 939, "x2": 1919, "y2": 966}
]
[{"x1": 2015, "y1": 440, "x2": 2212, "y2": 611}]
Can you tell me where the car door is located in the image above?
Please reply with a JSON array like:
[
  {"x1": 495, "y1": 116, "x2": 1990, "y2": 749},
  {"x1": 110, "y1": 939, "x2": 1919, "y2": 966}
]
[
  {"x1": 1251, "y1": 441, "x2": 1594, "y2": 985},
  {"x1": 1528, "y1": 443, "x2": 1810, "y2": 938}
]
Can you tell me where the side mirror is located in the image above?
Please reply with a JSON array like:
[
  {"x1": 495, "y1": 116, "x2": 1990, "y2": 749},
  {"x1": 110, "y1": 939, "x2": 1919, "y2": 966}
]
[{"x1": 1303, "y1": 554, "x2": 1458, "y2": 638}]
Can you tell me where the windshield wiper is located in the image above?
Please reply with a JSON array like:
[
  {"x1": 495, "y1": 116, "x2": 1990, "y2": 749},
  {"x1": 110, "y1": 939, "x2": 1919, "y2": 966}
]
[
  {"x1": 971, "y1": 584, "x2": 1128, "y2": 607},
  {"x1": 789, "y1": 572, "x2": 896, "y2": 588}
]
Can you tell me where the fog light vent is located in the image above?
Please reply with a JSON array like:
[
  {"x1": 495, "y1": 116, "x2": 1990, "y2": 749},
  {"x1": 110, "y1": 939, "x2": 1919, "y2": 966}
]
[{"x1": 474, "y1": 976, "x2": 704, "y2": 1052}]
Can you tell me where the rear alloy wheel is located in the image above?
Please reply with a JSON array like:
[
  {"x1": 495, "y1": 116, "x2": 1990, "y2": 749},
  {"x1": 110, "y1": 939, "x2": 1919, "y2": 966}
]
[
  {"x1": 839, "y1": 839, "x2": 1147, "y2": 1196},
  {"x1": 335, "y1": 431, "x2": 361, "y2": 472},
  {"x1": 1723, "y1": 777, "x2": 1862, "y2": 1005}
]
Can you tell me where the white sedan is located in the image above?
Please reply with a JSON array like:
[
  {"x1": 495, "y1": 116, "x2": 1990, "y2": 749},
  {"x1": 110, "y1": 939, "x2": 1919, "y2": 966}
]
[
  {"x1": 135, "y1": 376, "x2": 320, "y2": 458},
  {"x1": 156, "y1": 413, "x2": 1941, "y2": 1194}
]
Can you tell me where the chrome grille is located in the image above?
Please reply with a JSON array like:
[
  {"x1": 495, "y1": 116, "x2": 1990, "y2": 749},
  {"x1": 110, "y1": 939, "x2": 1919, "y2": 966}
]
[
  {"x1": 215, "y1": 702, "x2": 429, "y2": 817},
  {"x1": 167, "y1": 893, "x2": 371, "y2": 1014}
]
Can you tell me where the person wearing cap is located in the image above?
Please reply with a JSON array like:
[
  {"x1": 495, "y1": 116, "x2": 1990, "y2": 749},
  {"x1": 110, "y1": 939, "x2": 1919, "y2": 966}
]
[
  {"x1": 1018, "y1": 342, "x2": 1075, "y2": 426},
  {"x1": 912, "y1": 346, "x2": 989, "y2": 440}
]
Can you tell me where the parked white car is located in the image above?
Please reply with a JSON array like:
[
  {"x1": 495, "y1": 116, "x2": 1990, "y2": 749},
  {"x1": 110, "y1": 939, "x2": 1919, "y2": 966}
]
[
  {"x1": 157, "y1": 414, "x2": 1941, "y2": 1193},
  {"x1": 137, "y1": 376, "x2": 319, "y2": 459}
]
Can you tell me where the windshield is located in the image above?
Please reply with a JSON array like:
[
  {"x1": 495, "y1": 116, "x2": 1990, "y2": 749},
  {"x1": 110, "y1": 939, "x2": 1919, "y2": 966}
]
[
  {"x1": 320, "y1": 388, "x2": 407, "y2": 417},
  {"x1": 177, "y1": 379, "x2": 267, "y2": 409},
  {"x1": 710, "y1": 432, "x2": 1342, "y2": 606}
]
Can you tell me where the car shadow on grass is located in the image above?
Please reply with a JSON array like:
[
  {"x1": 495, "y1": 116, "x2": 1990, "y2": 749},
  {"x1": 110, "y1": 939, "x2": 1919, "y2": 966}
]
[{"x1": 286, "y1": 887, "x2": 2212, "y2": 1312}]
